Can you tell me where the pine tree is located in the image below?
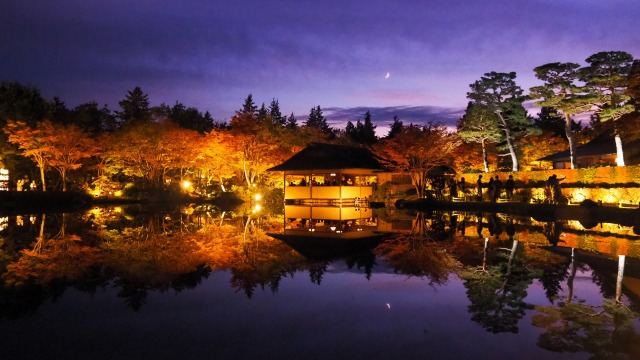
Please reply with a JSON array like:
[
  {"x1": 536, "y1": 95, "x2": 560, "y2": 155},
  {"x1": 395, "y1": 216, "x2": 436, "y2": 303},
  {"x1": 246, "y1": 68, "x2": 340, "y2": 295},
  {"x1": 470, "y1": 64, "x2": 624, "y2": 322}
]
[
  {"x1": 269, "y1": 98, "x2": 285, "y2": 126},
  {"x1": 116, "y1": 86, "x2": 151, "y2": 126},
  {"x1": 305, "y1": 106, "x2": 332, "y2": 135},
  {"x1": 240, "y1": 94, "x2": 257, "y2": 117},
  {"x1": 285, "y1": 112, "x2": 298, "y2": 129},
  {"x1": 257, "y1": 103, "x2": 269, "y2": 124},
  {"x1": 458, "y1": 102, "x2": 503, "y2": 173},
  {"x1": 360, "y1": 111, "x2": 378, "y2": 145},
  {"x1": 530, "y1": 62, "x2": 594, "y2": 169},
  {"x1": 581, "y1": 51, "x2": 635, "y2": 166},
  {"x1": 386, "y1": 115, "x2": 403, "y2": 139},
  {"x1": 468, "y1": 72, "x2": 534, "y2": 171}
]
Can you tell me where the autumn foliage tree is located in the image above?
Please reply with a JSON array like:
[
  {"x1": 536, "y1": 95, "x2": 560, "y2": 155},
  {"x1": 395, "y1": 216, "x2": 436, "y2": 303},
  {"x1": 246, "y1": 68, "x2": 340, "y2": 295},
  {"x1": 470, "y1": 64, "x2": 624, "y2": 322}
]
[
  {"x1": 39, "y1": 121, "x2": 100, "y2": 191},
  {"x1": 4, "y1": 120, "x2": 51, "y2": 190},
  {"x1": 375, "y1": 122, "x2": 460, "y2": 197}
]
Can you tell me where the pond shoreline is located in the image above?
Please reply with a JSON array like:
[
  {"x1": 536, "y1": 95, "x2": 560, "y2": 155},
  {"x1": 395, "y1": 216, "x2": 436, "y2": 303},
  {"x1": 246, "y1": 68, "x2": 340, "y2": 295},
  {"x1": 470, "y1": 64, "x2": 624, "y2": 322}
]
[
  {"x1": 396, "y1": 198, "x2": 640, "y2": 229},
  {"x1": 0, "y1": 191, "x2": 244, "y2": 215}
]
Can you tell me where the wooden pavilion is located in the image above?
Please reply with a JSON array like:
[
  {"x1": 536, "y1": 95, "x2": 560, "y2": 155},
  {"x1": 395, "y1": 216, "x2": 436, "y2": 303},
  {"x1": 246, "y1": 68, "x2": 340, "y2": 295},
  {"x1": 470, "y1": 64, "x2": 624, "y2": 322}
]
[{"x1": 268, "y1": 142, "x2": 387, "y2": 238}]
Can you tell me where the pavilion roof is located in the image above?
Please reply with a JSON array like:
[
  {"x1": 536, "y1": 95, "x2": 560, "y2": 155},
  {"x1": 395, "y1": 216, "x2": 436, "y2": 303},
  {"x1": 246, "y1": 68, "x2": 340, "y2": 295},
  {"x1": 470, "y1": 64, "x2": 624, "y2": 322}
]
[{"x1": 268, "y1": 142, "x2": 386, "y2": 172}]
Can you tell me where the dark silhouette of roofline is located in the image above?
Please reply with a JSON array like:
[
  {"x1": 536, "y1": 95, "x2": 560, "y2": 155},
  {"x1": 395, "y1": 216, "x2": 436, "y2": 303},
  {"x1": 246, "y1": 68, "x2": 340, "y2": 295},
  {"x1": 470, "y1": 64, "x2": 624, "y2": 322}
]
[{"x1": 268, "y1": 142, "x2": 388, "y2": 172}]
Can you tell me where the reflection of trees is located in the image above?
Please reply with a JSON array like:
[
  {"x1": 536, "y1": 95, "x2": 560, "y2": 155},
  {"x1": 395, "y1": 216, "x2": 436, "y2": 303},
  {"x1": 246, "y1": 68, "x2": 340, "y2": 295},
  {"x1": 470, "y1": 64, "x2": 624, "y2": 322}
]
[
  {"x1": 460, "y1": 240, "x2": 535, "y2": 333},
  {"x1": 533, "y1": 252, "x2": 640, "y2": 358},
  {"x1": 411, "y1": 211, "x2": 457, "y2": 242},
  {"x1": 376, "y1": 234, "x2": 460, "y2": 286},
  {"x1": 0, "y1": 208, "x2": 315, "y2": 312},
  {"x1": 229, "y1": 215, "x2": 307, "y2": 297},
  {"x1": 543, "y1": 220, "x2": 566, "y2": 246},
  {"x1": 3, "y1": 213, "x2": 102, "y2": 288},
  {"x1": 533, "y1": 300, "x2": 640, "y2": 358}
]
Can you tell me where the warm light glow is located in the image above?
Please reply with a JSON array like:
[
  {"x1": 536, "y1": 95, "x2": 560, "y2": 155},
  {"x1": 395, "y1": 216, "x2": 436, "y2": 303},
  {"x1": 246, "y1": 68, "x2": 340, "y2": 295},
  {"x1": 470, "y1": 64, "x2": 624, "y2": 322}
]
[
  {"x1": 254, "y1": 193, "x2": 262, "y2": 201},
  {"x1": 571, "y1": 189, "x2": 586, "y2": 202},
  {"x1": 330, "y1": 226, "x2": 336, "y2": 231},
  {"x1": 182, "y1": 180, "x2": 192, "y2": 189},
  {"x1": 113, "y1": 190, "x2": 123, "y2": 197},
  {"x1": 252, "y1": 204, "x2": 262, "y2": 213},
  {"x1": 604, "y1": 193, "x2": 617, "y2": 204}
]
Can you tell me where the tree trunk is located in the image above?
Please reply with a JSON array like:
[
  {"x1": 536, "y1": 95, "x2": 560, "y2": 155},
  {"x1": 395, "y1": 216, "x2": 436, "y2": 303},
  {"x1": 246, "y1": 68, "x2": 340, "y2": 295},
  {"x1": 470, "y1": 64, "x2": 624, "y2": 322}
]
[
  {"x1": 39, "y1": 165, "x2": 46, "y2": 191},
  {"x1": 61, "y1": 169, "x2": 67, "y2": 191},
  {"x1": 481, "y1": 138, "x2": 489, "y2": 173},
  {"x1": 564, "y1": 113, "x2": 577, "y2": 169},
  {"x1": 616, "y1": 255, "x2": 626, "y2": 303},
  {"x1": 566, "y1": 248, "x2": 577, "y2": 304},
  {"x1": 615, "y1": 133, "x2": 625, "y2": 166},
  {"x1": 496, "y1": 113, "x2": 519, "y2": 171},
  {"x1": 412, "y1": 172, "x2": 423, "y2": 198}
]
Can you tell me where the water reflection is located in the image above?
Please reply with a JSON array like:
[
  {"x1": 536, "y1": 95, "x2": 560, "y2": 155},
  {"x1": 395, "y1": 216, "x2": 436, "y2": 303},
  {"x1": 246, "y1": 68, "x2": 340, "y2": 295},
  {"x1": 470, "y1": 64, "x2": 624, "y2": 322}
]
[{"x1": 0, "y1": 204, "x2": 639, "y2": 358}]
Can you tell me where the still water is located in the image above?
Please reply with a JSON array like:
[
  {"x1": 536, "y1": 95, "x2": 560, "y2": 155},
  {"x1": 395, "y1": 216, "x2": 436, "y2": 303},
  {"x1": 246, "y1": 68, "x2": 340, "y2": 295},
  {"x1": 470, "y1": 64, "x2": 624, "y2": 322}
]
[{"x1": 0, "y1": 205, "x2": 639, "y2": 359}]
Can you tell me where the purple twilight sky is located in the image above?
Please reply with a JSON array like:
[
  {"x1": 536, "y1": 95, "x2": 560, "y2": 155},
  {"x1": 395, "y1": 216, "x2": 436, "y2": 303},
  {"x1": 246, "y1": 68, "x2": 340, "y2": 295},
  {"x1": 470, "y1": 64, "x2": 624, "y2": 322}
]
[{"x1": 2, "y1": 0, "x2": 639, "y2": 134}]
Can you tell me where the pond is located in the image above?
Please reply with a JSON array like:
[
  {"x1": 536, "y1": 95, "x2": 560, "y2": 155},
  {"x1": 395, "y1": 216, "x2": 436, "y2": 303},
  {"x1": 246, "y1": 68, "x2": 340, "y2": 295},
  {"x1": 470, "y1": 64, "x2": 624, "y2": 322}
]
[{"x1": 0, "y1": 205, "x2": 639, "y2": 359}]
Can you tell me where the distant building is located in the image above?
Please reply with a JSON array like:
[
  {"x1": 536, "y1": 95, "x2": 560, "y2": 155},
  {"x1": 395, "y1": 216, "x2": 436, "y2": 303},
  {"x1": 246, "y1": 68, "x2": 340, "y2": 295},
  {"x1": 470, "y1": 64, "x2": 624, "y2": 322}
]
[{"x1": 539, "y1": 129, "x2": 640, "y2": 169}]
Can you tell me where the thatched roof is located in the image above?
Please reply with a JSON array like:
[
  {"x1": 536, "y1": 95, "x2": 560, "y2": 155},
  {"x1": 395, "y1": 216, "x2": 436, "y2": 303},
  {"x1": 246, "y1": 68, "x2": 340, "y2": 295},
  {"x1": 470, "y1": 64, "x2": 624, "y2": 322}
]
[{"x1": 268, "y1": 142, "x2": 386, "y2": 171}]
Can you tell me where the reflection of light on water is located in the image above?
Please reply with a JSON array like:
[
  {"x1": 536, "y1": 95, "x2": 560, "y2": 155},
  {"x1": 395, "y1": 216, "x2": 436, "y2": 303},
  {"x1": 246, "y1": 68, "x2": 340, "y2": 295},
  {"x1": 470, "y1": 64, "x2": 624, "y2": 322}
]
[{"x1": 0, "y1": 217, "x2": 8, "y2": 231}]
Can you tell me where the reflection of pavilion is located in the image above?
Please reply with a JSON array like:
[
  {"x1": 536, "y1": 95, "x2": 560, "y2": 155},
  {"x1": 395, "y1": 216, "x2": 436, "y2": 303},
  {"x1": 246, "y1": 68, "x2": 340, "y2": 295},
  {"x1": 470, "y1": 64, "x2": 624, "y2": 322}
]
[{"x1": 268, "y1": 143, "x2": 385, "y2": 239}]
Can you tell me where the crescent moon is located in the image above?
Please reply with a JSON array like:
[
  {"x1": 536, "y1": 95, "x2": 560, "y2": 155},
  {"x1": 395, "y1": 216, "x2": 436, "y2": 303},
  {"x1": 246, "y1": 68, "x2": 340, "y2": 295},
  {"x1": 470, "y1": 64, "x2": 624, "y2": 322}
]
[{"x1": 385, "y1": 72, "x2": 390, "y2": 79}]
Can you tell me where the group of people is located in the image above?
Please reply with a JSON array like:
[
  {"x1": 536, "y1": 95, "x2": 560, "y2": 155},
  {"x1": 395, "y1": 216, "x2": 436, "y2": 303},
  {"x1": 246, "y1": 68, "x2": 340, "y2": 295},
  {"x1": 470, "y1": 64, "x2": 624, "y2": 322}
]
[
  {"x1": 545, "y1": 174, "x2": 566, "y2": 204},
  {"x1": 477, "y1": 174, "x2": 515, "y2": 202}
]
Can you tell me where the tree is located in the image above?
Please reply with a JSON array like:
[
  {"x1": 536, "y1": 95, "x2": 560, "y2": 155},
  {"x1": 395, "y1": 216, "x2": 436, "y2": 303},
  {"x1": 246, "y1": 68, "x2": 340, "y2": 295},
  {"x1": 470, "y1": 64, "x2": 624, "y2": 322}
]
[
  {"x1": 467, "y1": 72, "x2": 531, "y2": 171},
  {"x1": 376, "y1": 122, "x2": 460, "y2": 197},
  {"x1": 47, "y1": 97, "x2": 71, "y2": 125},
  {"x1": 71, "y1": 101, "x2": 116, "y2": 135},
  {"x1": 4, "y1": 120, "x2": 52, "y2": 190},
  {"x1": 116, "y1": 86, "x2": 151, "y2": 126},
  {"x1": 627, "y1": 60, "x2": 640, "y2": 110},
  {"x1": 581, "y1": 51, "x2": 635, "y2": 166},
  {"x1": 199, "y1": 129, "x2": 236, "y2": 192},
  {"x1": 386, "y1": 115, "x2": 403, "y2": 139},
  {"x1": 285, "y1": 112, "x2": 298, "y2": 129},
  {"x1": 0, "y1": 82, "x2": 47, "y2": 125},
  {"x1": 40, "y1": 121, "x2": 101, "y2": 191},
  {"x1": 169, "y1": 102, "x2": 214, "y2": 134},
  {"x1": 304, "y1": 106, "x2": 332, "y2": 136},
  {"x1": 257, "y1": 103, "x2": 269, "y2": 124},
  {"x1": 457, "y1": 102, "x2": 503, "y2": 173},
  {"x1": 344, "y1": 120, "x2": 356, "y2": 141},
  {"x1": 359, "y1": 111, "x2": 377, "y2": 145},
  {"x1": 4, "y1": 119, "x2": 99, "y2": 191},
  {"x1": 268, "y1": 98, "x2": 285, "y2": 127},
  {"x1": 240, "y1": 94, "x2": 257, "y2": 117},
  {"x1": 530, "y1": 63, "x2": 593, "y2": 169},
  {"x1": 534, "y1": 107, "x2": 568, "y2": 138},
  {"x1": 0, "y1": 83, "x2": 48, "y2": 174}
]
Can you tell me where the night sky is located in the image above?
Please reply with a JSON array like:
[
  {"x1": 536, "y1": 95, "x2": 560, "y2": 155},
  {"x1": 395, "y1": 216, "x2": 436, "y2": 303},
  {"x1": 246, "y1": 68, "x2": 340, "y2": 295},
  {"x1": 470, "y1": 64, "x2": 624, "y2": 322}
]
[{"x1": 2, "y1": 1, "x2": 639, "y2": 132}]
